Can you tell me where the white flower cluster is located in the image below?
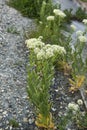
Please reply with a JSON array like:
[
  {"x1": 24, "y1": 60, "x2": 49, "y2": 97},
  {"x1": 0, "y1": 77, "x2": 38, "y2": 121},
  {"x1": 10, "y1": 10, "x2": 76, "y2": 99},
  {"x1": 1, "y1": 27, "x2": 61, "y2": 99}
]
[
  {"x1": 42, "y1": 1, "x2": 46, "y2": 5},
  {"x1": 36, "y1": 44, "x2": 66, "y2": 60},
  {"x1": 52, "y1": 45, "x2": 66, "y2": 55},
  {"x1": 77, "y1": 99, "x2": 83, "y2": 105},
  {"x1": 37, "y1": 49, "x2": 46, "y2": 60},
  {"x1": 39, "y1": 21, "x2": 43, "y2": 25},
  {"x1": 76, "y1": 30, "x2": 87, "y2": 43},
  {"x1": 53, "y1": 9, "x2": 66, "y2": 18},
  {"x1": 78, "y1": 35, "x2": 87, "y2": 43},
  {"x1": 68, "y1": 102, "x2": 79, "y2": 112},
  {"x1": 25, "y1": 37, "x2": 45, "y2": 49},
  {"x1": 25, "y1": 37, "x2": 66, "y2": 60},
  {"x1": 83, "y1": 19, "x2": 87, "y2": 25},
  {"x1": 68, "y1": 99, "x2": 83, "y2": 114},
  {"x1": 75, "y1": 19, "x2": 87, "y2": 43},
  {"x1": 70, "y1": 24, "x2": 76, "y2": 31},
  {"x1": 47, "y1": 16, "x2": 55, "y2": 21},
  {"x1": 76, "y1": 30, "x2": 83, "y2": 36}
]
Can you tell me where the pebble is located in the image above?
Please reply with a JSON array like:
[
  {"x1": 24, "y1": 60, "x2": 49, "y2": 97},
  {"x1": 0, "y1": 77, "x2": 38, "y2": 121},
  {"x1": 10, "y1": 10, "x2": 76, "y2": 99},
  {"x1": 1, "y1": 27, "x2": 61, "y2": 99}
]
[
  {"x1": 51, "y1": 107, "x2": 57, "y2": 112},
  {"x1": 23, "y1": 117, "x2": 28, "y2": 122},
  {"x1": 3, "y1": 111, "x2": 7, "y2": 115},
  {"x1": 28, "y1": 118, "x2": 35, "y2": 124}
]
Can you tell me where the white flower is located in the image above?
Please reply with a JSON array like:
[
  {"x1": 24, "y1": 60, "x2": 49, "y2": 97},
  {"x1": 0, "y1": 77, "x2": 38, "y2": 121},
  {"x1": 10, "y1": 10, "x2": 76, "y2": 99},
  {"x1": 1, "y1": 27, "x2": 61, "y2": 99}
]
[
  {"x1": 37, "y1": 37, "x2": 45, "y2": 47},
  {"x1": 46, "y1": 25, "x2": 48, "y2": 28},
  {"x1": 81, "y1": 111, "x2": 85, "y2": 116},
  {"x1": 77, "y1": 99, "x2": 83, "y2": 105},
  {"x1": 42, "y1": 1, "x2": 46, "y2": 5},
  {"x1": 58, "y1": 46, "x2": 66, "y2": 55},
  {"x1": 39, "y1": 41, "x2": 45, "y2": 48},
  {"x1": 76, "y1": 30, "x2": 83, "y2": 36},
  {"x1": 52, "y1": 45, "x2": 66, "y2": 55},
  {"x1": 45, "y1": 44, "x2": 51, "y2": 48},
  {"x1": 53, "y1": 9, "x2": 66, "y2": 18},
  {"x1": 25, "y1": 37, "x2": 45, "y2": 49},
  {"x1": 83, "y1": 19, "x2": 87, "y2": 25},
  {"x1": 38, "y1": 36, "x2": 43, "y2": 40},
  {"x1": 37, "y1": 49, "x2": 45, "y2": 60},
  {"x1": 45, "y1": 48, "x2": 54, "y2": 59},
  {"x1": 34, "y1": 47, "x2": 40, "y2": 54},
  {"x1": 47, "y1": 16, "x2": 55, "y2": 21},
  {"x1": 70, "y1": 24, "x2": 76, "y2": 31},
  {"x1": 39, "y1": 21, "x2": 43, "y2": 24},
  {"x1": 68, "y1": 102, "x2": 79, "y2": 112},
  {"x1": 78, "y1": 35, "x2": 87, "y2": 42},
  {"x1": 25, "y1": 38, "x2": 38, "y2": 49},
  {"x1": 26, "y1": 37, "x2": 66, "y2": 60},
  {"x1": 43, "y1": 44, "x2": 51, "y2": 51}
]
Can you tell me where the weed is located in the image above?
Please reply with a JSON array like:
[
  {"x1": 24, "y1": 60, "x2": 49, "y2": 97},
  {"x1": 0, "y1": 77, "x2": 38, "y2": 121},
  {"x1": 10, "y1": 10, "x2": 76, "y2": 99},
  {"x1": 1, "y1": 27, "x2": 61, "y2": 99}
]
[
  {"x1": 9, "y1": 119, "x2": 19, "y2": 127},
  {"x1": 7, "y1": 26, "x2": 20, "y2": 34}
]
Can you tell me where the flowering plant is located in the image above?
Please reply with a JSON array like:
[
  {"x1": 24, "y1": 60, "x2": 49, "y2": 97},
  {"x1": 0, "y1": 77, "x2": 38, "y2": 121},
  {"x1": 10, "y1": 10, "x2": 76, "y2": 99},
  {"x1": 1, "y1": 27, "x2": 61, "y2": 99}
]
[
  {"x1": 26, "y1": 37, "x2": 66, "y2": 129},
  {"x1": 32, "y1": 7, "x2": 66, "y2": 46},
  {"x1": 67, "y1": 100, "x2": 87, "y2": 129},
  {"x1": 63, "y1": 21, "x2": 87, "y2": 92},
  {"x1": 58, "y1": 100, "x2": 87, "y2": 130}
]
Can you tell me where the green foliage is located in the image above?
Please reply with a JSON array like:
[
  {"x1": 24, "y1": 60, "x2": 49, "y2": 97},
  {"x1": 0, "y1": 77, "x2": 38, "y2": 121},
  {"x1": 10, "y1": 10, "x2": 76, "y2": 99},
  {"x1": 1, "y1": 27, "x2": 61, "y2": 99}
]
[
  {"x1": 71, "y1": 42, "x2": 87, "y2": 78},
  {"x1": 25, "y1": 37, "x2": 66, "y2": 128},
  {"x1": 9, "y1": 119, "x2": 19, "y2": 127},
  {"x1": 77, "y1": 112, "x2": 87, "y2": 129},
  {"x1": 26, "y1": 49, "x2": 54, "y2": 128},
  {"x1": 8, "y1": 0, "x2": 53, "y2": 19},
  {"x1": 66, "y1": 32, "x2": 87, "y2": 80},
  {"x1": 58, "y1": 111, "x2": 72, "y2": 130},
  {"x1": 39, "y1": 0, "x2": 59, "y2": 21},
  {"x1": 27, "y1": 50, "x2": 54, "y2": 118},
  {"x1": 30, "y1": 9, "x2": 66, "y2": 47},
  {"x1": 64, "y1": 9, "x2": 73, "y2": 23},
  {"x1": 58, "y1": 109, "x2": 87, "y2": 130},
  {"x1": 75, "y1": 7, "x2": 87, "y2": 21},
  {"x1": 64, "y1": 7, "x2": 87, "y2": 22},
  {"x1": 63, "y1": 7, "x2": 87, "y2": 23},
  {"x1": 28, "y1": 4, "x2": 87, "y2": 88},
  {"x1": 7, "y1": 26, "x2": 20, "y2": 34},
  {"x1": 8, "y1": 0, "x2": 28, "y2": 14}
]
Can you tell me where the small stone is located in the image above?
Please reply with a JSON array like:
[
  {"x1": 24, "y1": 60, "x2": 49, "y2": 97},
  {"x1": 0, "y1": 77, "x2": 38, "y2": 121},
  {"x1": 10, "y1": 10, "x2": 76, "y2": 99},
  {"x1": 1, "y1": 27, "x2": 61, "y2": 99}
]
[
  {"x1": 60, "y1": 106, "x2": 63, "y2": 109},
  {"x1": 10, "y1": 126, "x2": 12, "y2": 130},
  {"x1": 51, "y1": 107, "x2": 56, "y2": 112},
  {"x1": 55, "y1": 89, "x2": 58, "y2": 92},
  {"x1": 0, "y1": 116, "x2": 2, "y2": 120},
  {"x1": 23, "y1": 118, "x2": 28, "y2": 122},
  {"x1": 67, "y1": 128, "x2": 71, "y2": 130},
  {"x1": 34, "y1": 127, "x2": 38, "y2": 130},
  {"x1": 58, "y1": 111, "x2": 62, "y2": 117},
  {"x1": 6, "y1": 121, "x2": 9, "y2": 124},
  {"x1": 1, "y1": 90, "x2": 4, "y2": 92},
  {"x1": 28, "y1": 118, "x2": 35, "y2": 124},
  {"x1": 23, "y1": 95, "x2": 27, "y2": 99},
  {"x1": 19, "y1": 123, "x2": 22, "y2": 126},
  {"x1": 0, "y1": 109, "x2": 3, "y2": 112},
  {"x1": 5, "y1": 127, "x2": 9, "y2": 130},
  {"x1": 3, "y1": 111, "x2": 7, "y2": 115}
]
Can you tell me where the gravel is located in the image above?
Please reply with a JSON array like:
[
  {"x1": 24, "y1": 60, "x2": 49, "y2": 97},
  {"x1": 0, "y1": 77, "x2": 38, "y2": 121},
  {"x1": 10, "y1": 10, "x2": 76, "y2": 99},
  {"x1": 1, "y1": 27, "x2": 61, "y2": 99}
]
[{"x1": 0, "y1": 0, "x2": 36, "y2": 129}]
